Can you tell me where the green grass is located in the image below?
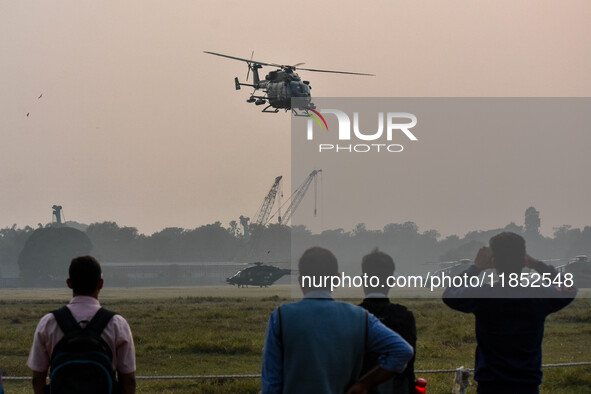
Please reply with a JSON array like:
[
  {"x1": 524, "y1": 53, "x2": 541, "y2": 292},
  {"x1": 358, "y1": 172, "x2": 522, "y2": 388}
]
[{"x1": 1, "y1": 288, "x2": 590, "y2": 393}]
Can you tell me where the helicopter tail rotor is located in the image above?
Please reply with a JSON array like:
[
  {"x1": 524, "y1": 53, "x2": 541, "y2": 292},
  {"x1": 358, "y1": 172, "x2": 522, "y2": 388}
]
[{"x1": 246, "y1": 51, "x2": 254, "y2": 81}]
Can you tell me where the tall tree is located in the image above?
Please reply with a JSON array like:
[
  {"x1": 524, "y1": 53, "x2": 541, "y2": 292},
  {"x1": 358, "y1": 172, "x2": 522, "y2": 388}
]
[{"x1": 86, "y1": 221, "x2": 139, "y2": 261}]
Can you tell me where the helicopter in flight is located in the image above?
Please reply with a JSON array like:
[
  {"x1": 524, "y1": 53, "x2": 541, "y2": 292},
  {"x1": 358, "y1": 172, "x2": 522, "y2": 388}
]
[
  {"x1": 226, "y1": 262, "x2": 292, "y2": 288},
  {"x1": 204, "y1": 51, "x2": 374, "y2": 114}
]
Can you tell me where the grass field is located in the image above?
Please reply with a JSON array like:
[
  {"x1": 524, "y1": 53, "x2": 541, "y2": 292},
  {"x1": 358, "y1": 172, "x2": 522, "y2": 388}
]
[{"x1": 1, "y1": 286, "x2": 590, "y2": 393}]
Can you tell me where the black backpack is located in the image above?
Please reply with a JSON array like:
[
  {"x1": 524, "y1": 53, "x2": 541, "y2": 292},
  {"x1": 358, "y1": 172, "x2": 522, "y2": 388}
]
[
  {"x1": 49, "y1": 306, "x2": 117, "y2": 394},
  {"x1": 359, "y1": 300, "x2": 417, "y2": 394}
]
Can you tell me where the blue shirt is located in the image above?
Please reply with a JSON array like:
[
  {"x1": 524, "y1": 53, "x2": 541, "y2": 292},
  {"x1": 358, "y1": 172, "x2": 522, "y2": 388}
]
[{"x1": 261, "y1": 291, "x2": 414, "y2": 393}]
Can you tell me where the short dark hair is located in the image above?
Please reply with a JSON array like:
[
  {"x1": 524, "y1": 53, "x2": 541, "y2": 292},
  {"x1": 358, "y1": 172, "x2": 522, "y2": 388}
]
[
  {"x1": 362, "y1": 248, "x2": 395, "y2": 284},
  {"x1": 299, "y1": 247, "x2": 339, "y2": 279},
  {"x1": 489, "y1": 232, "x2": 526, "y2": 275},
  {"x1": 69, "y1": 256, "x2": 102, "y2": 295}
]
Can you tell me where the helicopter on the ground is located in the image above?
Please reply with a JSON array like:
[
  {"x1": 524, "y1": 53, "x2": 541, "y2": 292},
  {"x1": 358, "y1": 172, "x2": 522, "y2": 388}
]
[
  {"x1": 556, "y1": 255, "x2": 591, "y2": 288},
  {"x1": 226, "y1": 262, "x2": 292, "y2": 288},
  {"x1": 427, "y1": 259, "x2": 473, "y2": 278},
  {"x1": 204, "y1": 51, "x2": 374, "y2": 114},
  {"x1": 422, "y1": 259, "x2": 474, "y2": 288}
]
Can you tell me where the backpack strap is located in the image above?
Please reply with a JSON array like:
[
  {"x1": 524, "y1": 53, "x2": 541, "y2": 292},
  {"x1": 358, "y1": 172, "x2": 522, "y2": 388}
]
[
  {"x1": 52, "y1": 306, "x2": 81, "y2": 335},
  {"x1": 52, "y1": 306, "x2": 116, "y2": 336},
  {"x1": 86, "y1": 308, "x2": 117, "y2": 336}
]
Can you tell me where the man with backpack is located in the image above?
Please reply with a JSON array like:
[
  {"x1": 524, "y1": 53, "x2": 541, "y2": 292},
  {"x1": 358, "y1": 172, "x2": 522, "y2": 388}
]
[
  {"x1": 27, "y1": 255, "x2": 136, "y2": 394},
  {"x1": 359, "y1": 249, "x2": 417, "y2": 394}
]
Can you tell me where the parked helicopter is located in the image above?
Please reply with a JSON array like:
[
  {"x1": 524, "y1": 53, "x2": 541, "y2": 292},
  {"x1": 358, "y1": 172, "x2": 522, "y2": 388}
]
[
  {"x1": 204, "y1": 51, "x2": 374, "y2": 114},
  {"x1": 556, "y1": 255, "x2": 591, "y2": 288},
  {"x1": 226, "y1": 262, "x2": 292, "y2": 288},
  {"x1": 425, "y1": 259, "x2": 474, "y2": 282}
]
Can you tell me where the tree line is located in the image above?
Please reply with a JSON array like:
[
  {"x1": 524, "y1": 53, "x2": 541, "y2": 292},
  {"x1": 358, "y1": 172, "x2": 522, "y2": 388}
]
[{"x1": 1, "y1": 207, "x2": 590, "y2": 283}]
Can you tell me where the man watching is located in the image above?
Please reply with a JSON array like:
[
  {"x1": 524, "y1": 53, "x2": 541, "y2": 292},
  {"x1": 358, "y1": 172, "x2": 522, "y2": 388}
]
[
  {"x1": 443, "y1": 232, "x2": 576, "y2": 394},
  {"x1": 262, "y1": 247, "x2": 413, "y2": 394},
  {"x1": 359, "y1": 249, "x2": 417, "y2": 394},
  {"x1": 27, "y1": 255, "x2": 136, "y2": 394}
]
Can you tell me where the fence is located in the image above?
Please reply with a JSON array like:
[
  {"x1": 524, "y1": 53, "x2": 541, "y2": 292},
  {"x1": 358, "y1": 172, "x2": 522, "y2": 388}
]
[{"x1": 4, "y1": 361, "x2": 590, "y2": 381}]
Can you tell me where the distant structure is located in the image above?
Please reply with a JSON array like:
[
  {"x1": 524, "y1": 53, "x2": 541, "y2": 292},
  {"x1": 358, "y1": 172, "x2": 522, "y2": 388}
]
[
  {"x1": 240, "y1": 215, "x2": 250, "y2": 240},
  {"x1": 52, "y1": 205, "x2": 63, "y2": 228},
  {"x1": 278, "y1": 169, "x2": 321, "y2": 224},
  {"x1": 255, "y1": 176, "x2": 283, "y2": 227},
  {"x1": 524, "y1": 206, "x2": 541, "y2": 238},
  {"x1": 556, "y1": 255, "x2": 591, "y2": 288},
  {"x1": 247, "y1": 176, "x2": 283, "y2": 258},
  {"x1": 235, "y1": 170, "x2": 322, "y2": 262},
  {"x1": 18, "y1": 226, "x2": 92, "y2": 286}
]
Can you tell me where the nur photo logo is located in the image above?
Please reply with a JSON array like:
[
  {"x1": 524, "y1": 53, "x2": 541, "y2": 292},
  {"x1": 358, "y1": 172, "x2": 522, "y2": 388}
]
[{"x1": 305, "y1": 108, "x2": 418, "y2": 153}]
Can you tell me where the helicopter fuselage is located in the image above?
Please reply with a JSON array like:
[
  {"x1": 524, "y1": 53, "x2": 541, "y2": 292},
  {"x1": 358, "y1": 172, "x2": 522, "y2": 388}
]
[
  {"x1": 264, "y1": 72, "x2": 311, "y2": 109},
  {"x1": 226, "y1": 263, "x2": 291, "y2": 287}
]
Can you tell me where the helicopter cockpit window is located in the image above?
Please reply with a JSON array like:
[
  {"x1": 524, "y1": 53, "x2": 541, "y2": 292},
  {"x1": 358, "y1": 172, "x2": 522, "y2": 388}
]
[{"x1": 289, "y1": 81, "x2": 310, "y2": 97}]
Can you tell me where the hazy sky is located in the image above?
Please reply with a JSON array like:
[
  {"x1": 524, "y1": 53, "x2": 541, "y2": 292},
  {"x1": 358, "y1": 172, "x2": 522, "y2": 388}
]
[{"x1": 1, "y1": 1, "x2": 590, "y2": 238}]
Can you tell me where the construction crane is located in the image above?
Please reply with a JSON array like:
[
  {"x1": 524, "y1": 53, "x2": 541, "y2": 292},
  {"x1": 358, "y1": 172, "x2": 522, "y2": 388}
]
[
  {"x1": 241, "y1": 176, "x2": 283, "y2": 259},
  {"x1": 240, "y1": 176, "x2": 282, "y2": 239},
  {"x1": 278, "y1": 169, "x2": 322, "y2": 225},
  {"x1": 253, "y1": 176, "x2": 283, "y2": 227},
  {"x1": 237, "y1": 171, "x2": 321, "y2": 261}
]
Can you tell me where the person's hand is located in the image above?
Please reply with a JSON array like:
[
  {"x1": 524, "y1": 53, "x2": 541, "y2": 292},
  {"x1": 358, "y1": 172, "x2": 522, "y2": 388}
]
[{"x1": 474, "y1": 246, "x2": 494, "y2": 270}]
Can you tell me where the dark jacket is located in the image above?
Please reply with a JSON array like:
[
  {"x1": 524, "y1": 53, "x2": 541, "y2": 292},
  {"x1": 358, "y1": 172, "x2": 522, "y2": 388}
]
[{"x1": 359, "y1": 297, "x2": 416, "y2": 394}]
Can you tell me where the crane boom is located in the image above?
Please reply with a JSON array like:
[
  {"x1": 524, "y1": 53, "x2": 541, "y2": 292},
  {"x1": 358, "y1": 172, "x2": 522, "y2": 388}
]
[
  {"x1": 279, "y1": 170, "x2": 322, "y2": 225},
  {"x1": 254, "y1": 176, "x2": 283, "y2": 226},
  {"x1": 243, "y1": 175, "x2": 283, "y2": 260}
]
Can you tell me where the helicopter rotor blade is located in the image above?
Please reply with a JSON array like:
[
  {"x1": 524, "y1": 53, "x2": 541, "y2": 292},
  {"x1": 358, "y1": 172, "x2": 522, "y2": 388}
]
[
  {"x1": 205, "y1": 51, "x2": 375, "y2": 76},
  {"x1": 293, "y1": 62, "x2": 306, "y2": 67},
  {"x1": 295, "y1": 66, "x2": 375, "y2": 76},
  {"x1": 204, "y1": 51, "x2": 282, "y2": 68},
  {"x1": 246, "y1": 51, "x2": 254, "y2": 81}
]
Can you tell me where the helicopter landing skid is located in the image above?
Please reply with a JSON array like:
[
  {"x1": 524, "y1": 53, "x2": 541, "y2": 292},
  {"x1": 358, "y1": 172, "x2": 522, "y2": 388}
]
[
  {"x1": 291, "y1": 107, "x2": 311, "y2": 117},
  {"x1": 262, "y1": 105, "x2": 279, "y2": 113}
]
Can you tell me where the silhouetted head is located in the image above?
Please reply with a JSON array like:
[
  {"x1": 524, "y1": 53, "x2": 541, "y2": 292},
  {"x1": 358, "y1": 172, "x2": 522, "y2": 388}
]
[
  {"x1": 361, "y1": 248, "x2": 395, "y2": 296},
  {"x1": 489, "y1": 232, "x2": 526, "y2": 275},
  {"x1": 67, "y1": 256, "x2": 103, "y2": 297},
  {"x1": 298, "y1": 247, "x2": 339, "y2": 293}
]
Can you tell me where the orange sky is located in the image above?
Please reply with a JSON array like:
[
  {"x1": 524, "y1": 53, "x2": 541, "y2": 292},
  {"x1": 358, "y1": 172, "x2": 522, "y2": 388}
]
[{"x1": 1, "y1": 1, "x2": 590, "y2": 237}]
